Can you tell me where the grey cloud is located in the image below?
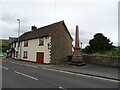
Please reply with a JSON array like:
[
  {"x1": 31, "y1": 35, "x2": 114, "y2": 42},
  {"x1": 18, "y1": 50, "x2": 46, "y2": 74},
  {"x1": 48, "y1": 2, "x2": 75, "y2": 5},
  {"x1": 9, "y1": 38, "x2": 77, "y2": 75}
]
[
  {"x1": 72, "y1": 37, "x2": 89, "y2": 48},
  {"x1": 119, "y1": 42, "x2": 120, "y2": 46},
  {"x1": 2, "y1": 26, "x2": 17, "y2": 39},
  {"x1": 14, "y1": 24, "x2": 30, "y2": 34},
  {"x1": 70, "y1": 28, "x2": 94, "y2": 48},
  {"x1": 113, "y1": 41, "x2": 119, "y2": 46},
  {"x1": 70, "y1": 27, "x2": 93, "y2": 37},
  {"x1": 1, "y1": 0, "x2": 118, "y2": 48},
  {"x1": 0, "y1": 13, "x2": 17, "y2": 23},
  {"x1": 2, "y1": 24, "x2": 29, "y2": 39},
  {"x1": 69, "y1": 28, "x2": 75, "y2": 36},
  {"x1": 0, "y1": 12, "x2": 29, "y2": 24},
  {"x1": 1, "y1": 18, "x2": 30, "y2": 39},
  {"x1": 80, "y1": 37, "x2": 89, "y2": 44},
  {"x1": 19, "y1": 17, "x2": 29, "y2": 24},
  {"x1": 80, "y1": 30, "x2": 87, "y2": 36},
  {"x1": 1, "y1": 12, "x2": 30, "y2": 38},
  {"x1": 70, "y1": 30, "x2": 87, "y2": 36}
]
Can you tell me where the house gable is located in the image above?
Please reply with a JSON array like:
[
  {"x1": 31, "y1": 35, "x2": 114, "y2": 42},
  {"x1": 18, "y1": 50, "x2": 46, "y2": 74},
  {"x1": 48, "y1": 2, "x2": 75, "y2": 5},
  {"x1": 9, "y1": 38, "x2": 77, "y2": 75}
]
[
  {"x1": 50, "y1": 23, "x2": 72, "y2": 64},
  {"x1": 50, "y1": 21, "x2": 73, "y2": 41}
]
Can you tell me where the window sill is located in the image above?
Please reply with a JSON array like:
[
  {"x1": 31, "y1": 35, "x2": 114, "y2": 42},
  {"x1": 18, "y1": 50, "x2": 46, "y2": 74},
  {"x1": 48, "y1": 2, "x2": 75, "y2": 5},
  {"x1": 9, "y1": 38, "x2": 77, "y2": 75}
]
[
  {"x1": 24, "y1": 46, "x2": 28, "y2": 47},
  {"x1": 23, "y1": 57, "x2": 27, "y2": 59}
]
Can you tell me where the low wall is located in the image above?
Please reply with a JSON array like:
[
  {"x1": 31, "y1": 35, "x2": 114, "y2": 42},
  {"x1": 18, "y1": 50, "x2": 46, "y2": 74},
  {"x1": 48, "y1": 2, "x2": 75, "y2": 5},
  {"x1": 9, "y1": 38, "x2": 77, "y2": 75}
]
[{"x1": 82, "y1": 55, "x2": 120, "y2": 67}]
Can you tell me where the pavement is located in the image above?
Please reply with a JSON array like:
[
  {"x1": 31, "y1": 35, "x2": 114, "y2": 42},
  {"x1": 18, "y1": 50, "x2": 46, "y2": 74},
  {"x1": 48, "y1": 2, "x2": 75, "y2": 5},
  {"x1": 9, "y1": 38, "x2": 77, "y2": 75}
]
[{"x1": 2, "y1": 57, "x2": 119, "y2": 81}]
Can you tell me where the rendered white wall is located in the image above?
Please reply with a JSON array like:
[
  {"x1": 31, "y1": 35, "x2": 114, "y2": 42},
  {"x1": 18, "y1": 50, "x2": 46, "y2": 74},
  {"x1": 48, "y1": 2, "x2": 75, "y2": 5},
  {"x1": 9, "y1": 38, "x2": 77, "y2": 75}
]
[{"x1": 14, "y1": 37, "x2": 51, "y2": 63}]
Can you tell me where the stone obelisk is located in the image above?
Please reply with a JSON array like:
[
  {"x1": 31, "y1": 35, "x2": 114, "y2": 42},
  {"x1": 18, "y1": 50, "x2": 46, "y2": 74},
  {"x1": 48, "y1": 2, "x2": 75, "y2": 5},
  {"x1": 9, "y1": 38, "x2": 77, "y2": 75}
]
[{"x1": 71, "y1": 25, "x2": 85, "y2": 65}]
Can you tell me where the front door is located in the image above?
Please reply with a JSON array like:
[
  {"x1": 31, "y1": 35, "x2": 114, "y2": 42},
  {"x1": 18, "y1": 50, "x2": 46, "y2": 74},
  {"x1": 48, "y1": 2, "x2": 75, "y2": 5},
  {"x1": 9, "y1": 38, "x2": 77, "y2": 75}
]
[{"x1": 36, "y1": 52, "x2": 44, "y2": 64}]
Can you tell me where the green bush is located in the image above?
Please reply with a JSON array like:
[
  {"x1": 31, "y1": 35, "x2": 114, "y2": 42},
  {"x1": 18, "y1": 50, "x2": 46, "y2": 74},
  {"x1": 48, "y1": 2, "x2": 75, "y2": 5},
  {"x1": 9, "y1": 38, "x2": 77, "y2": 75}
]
[
  {"x1": 94, "y1": 46, "x2": 120, "y2": 57},
  {"x1": 0, "y1": 39, "x2": 9, "y2": 53}
]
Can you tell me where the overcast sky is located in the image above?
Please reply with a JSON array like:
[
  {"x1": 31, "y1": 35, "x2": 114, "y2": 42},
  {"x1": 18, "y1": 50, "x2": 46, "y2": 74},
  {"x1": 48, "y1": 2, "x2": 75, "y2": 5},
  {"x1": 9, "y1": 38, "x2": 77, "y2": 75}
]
[{"x1": 0, "y1": 0, "x2": 119, "y2": 48}]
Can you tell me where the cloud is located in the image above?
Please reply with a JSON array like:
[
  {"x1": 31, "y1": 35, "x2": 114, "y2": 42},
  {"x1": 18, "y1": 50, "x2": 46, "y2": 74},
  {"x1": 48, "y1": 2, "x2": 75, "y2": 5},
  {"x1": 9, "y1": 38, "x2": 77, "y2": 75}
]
[
  {"x1": 0, "y1": 12, "x2": 30, "y2": 39},
  {"x1": 70, "y1": 28, "x2": 94, "y2": 48},
  {"x1": 118, "y1": 42, "x2": 120, "y2": 46},
  {"x1": 0, "y1": 13, "x2": 17, "y2": 24},
  {"x1": 14, "y1": 24, "x2": 30, "y2": 34},
  {"x1": 2, "y1": 0, "x2": 119, "y2": 3},
  {"x1": 113, "y1": 41, "x2": 119, "y2": 46},
  {"x1": 1, "y1": 0, "x2": 118, "y2": 48},
  {"x1": 72, "y1": 37, "x2": 89, "y2": 48},
  {"x1": 0, "y1": 12, "x2": 29, "y2": 24},
  {"x1": 1, "y1": 22, "x2": 30, "y2": 39}
]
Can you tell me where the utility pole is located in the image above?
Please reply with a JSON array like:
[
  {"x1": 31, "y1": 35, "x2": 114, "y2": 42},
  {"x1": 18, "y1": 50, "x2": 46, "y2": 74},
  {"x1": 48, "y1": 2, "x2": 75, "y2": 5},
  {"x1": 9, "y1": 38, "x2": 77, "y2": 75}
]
[
  {"x1": 17, "y1": 19, "x2": 20, "y2": 60},
  {"x1": 80, "y1": 42, "x2": 82, "y2": 49}
]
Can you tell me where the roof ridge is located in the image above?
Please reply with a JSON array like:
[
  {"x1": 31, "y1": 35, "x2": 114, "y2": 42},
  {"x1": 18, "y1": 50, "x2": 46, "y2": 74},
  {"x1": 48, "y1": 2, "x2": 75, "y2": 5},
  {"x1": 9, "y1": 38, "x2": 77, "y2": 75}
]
[
  {"x1": 37, "y1": 20, "x2": 64, "y2": 30},
  {"x1": 12, "y1": 20, "x2": 66, "y2": 42}
]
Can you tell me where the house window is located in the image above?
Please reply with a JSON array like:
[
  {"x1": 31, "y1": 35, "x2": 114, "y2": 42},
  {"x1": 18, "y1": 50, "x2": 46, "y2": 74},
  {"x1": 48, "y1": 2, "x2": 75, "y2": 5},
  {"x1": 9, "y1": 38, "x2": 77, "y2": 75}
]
[
  {"x1": 39, "y1": 38, "x2": 44, "y2": 46},
  {"x1": 23, "y1": 51, "x2": 28, "y2": 59},
  {"x1": 24, "y1": 40, "x2": 28, "y2": 47}
]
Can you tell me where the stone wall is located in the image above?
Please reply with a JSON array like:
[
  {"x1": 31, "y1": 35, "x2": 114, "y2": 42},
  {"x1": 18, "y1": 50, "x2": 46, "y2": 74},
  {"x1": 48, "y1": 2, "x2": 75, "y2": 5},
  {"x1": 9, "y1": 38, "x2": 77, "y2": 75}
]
[
  {"x1": 83, "y1": 55, "x2": 120, "y2": 67},
  {"x1": 50, "y1": 23, "x2": 72, "y2": 64}
]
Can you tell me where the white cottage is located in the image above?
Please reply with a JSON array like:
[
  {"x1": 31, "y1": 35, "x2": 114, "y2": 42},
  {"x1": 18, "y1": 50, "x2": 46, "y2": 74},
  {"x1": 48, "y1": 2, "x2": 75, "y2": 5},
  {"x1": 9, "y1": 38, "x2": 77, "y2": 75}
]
[{"x1": 10, "y1": 21, "x2": 72, "y2": 64}]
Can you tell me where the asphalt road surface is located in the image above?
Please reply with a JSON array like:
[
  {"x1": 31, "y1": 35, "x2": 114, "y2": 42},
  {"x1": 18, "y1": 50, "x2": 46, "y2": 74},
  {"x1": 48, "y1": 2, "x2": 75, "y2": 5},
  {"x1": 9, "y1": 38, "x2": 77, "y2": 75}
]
[{"x1": 1, "y1": 59, "x2": 119, "y2": 89}]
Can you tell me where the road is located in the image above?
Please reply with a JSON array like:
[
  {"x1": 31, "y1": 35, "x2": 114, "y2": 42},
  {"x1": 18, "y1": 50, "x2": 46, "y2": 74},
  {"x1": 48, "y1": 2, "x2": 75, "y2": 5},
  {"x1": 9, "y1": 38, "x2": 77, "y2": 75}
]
[{"x1": 1, "y1": 58, "x2": 119, "y2": 89}]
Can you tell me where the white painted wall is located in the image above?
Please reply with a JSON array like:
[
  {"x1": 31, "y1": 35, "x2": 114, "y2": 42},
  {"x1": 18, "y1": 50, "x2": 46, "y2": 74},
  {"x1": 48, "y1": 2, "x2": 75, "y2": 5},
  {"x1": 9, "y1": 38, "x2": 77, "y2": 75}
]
[{"x1": 14, "y1": 37, "x2": 51, "y2": 63}]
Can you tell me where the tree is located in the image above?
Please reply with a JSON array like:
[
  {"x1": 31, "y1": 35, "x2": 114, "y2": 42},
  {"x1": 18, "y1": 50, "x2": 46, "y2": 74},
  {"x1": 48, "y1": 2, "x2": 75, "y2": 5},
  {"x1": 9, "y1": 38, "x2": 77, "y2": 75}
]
[
  {"x1": 85, "y1": 33, "x2": 114, "y2": 54},
  {"x1": 0, "y1": 39, "x2": 9, "y2": 53},
  {"x1": 82, "y1": 45, "x2": 91, "y2": 54}
]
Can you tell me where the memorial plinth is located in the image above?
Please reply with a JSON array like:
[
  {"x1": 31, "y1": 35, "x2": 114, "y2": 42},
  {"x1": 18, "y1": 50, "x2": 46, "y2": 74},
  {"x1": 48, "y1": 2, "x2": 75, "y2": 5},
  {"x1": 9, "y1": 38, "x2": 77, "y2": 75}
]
[{"x1": 71, "y1": 25, "x2": 85, "y2": 66}]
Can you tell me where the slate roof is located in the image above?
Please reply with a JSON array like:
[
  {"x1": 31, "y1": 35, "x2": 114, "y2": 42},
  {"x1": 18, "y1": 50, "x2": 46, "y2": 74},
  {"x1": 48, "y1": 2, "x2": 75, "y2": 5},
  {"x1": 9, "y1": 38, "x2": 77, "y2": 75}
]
[
  {"x1": 13, "y1": 20, "x2": 72, "y2": 42},
  {"x1": 9, "y1": 37, "x2": 17, "y2": 44}
]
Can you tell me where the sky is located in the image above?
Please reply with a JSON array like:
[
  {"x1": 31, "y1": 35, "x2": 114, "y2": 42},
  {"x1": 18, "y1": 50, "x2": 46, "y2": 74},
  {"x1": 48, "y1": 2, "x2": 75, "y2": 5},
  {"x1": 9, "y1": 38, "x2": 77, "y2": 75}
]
[{"x1": 0, "y1": 0, "x2": 119, "y2": 48}]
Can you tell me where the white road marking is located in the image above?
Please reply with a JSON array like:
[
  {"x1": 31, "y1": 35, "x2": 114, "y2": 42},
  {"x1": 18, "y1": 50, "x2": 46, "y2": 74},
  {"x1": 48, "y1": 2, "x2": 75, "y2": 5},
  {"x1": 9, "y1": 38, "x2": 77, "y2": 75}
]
[
  {"x1": 23, "y1": 64, "x2": 38, "y2": 68},
  {"x1": 16, "y1": 63, "x2": 20, "y2": 64},
  {"x1": 10, "y1": 61, "x2": 16, "y2": 64},
  {"x1": 0, "y1": 66, "x2": 8, "y2": 70},
  {"x1": 59, "y1": 86, "x2": 67, "y2": 90},
  {"x1": 10, "y1": 61, "x2": 38, "y2": 68},
  {"x1": 42, "y1": 68, "x2": 119, "y2": 83},
  {"x1": 14, "y1": 71, "x2": 38, "y2": 80}
]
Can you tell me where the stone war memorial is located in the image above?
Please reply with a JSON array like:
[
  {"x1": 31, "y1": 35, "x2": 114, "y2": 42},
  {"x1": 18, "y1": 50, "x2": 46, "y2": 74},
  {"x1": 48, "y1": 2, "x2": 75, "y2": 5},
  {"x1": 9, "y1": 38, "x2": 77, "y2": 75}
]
[{"x1": 71, "y1": 25, "x2": 86, "y2": 66}]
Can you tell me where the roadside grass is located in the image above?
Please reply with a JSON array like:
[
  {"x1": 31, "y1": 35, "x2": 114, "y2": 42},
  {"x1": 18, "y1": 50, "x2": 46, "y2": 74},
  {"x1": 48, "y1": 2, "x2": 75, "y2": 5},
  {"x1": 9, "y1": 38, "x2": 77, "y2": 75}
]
[{"x1": 0, "y1": 52, "x2": 6, "y2": 56}]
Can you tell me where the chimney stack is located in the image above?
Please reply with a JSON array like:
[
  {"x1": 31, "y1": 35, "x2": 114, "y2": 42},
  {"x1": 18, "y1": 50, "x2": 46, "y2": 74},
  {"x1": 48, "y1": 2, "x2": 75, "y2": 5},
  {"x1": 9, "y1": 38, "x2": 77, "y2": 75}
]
[{"x1": 31, "y1": 26, "x2": 37, "y2": 31}]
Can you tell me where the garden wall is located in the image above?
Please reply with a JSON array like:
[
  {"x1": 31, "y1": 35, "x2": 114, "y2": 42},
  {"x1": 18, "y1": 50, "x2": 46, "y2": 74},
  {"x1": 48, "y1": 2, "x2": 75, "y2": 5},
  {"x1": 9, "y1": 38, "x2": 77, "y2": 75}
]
[{"x1": 82, "y1": 55, "x2": 120, "y2": 67}]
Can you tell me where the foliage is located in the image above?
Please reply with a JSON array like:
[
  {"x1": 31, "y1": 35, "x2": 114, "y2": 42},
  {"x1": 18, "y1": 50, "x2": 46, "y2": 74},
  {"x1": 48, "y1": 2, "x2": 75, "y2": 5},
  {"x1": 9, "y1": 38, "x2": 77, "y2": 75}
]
[
  {"x1": 0, "y1": 39, "x2": 9, "y2": 52},
  {"x1": 83, "y1": 33, "x2": 114, "y2": 54},
  {"x1": 95, "y1": 46, "x2": 120, "y2": 56},
  {"x1": 82, "y1": 46, "x2": 120, "y2": 57}
]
